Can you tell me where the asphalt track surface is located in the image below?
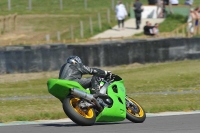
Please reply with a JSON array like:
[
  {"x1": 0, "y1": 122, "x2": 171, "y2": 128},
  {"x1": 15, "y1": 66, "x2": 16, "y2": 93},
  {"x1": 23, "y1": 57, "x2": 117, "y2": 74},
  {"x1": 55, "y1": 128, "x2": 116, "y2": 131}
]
[{"x1": 1, "y1": 113, "x2": 200, "y2": 133}]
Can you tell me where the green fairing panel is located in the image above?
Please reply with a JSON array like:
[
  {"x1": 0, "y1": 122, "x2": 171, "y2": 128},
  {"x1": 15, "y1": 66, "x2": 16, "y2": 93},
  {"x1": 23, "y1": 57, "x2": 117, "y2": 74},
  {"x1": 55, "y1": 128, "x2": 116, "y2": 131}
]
[
  {"x1": 96, "y1": 80, "x2": 126, "y2": 122},
  {"x1": 47, "y1": 78, "x2": 89, "y2": 101}
]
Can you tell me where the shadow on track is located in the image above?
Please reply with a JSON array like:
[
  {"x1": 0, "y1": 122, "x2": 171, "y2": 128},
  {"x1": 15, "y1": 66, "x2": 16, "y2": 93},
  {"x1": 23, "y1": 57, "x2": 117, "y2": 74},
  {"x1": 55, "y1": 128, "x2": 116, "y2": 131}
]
[{"x1": 39, "y1": 121, "x2": 132, "y2": 127}]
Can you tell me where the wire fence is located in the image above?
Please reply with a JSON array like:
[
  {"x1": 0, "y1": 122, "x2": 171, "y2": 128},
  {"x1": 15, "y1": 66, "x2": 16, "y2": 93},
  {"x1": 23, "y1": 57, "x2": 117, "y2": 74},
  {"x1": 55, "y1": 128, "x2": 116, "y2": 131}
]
[
  {"x1": 0, "y1": 0, "x2": 134, "y2": 46},
  {"x1": 0, "y1": 0, "x2": 132, "y2": 12},
  {"x1": 1, "y1": 17, "x2": 199, "y2": 46},
  {"x1": 0, "y1": 13, "x2": 17, "y2": 34}
]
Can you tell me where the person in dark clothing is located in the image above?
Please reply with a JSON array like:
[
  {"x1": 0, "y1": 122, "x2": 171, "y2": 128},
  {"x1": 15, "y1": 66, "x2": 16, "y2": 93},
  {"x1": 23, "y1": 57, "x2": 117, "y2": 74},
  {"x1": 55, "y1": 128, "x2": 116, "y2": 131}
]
[
  {"x1": 133, "y1": 0, "x2": 143, "y2": 29},
  {"x1": 143, "y1": 21, "x2": 151, "y2": 35},
  {"x1": 59, "y1": 56, "x2": 111, "y2": 94},
  {"x1": 148, "y1": 0, "x2": 157, "y2": 5},
  {"x1": 164, "y1": 0, "x2": 169, "y2": 5},
  {"x1": 143, "y1": 21, "x2": 155, "y2": 36}
]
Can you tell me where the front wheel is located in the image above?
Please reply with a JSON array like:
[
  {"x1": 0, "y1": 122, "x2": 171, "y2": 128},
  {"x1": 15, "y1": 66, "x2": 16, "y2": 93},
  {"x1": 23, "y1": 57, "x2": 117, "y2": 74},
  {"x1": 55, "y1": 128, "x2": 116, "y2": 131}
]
[
  {"x1": 126, "y1": 96, "x2": 146, "y2": 123},
  {"x1": 62, "y1": 95, "x2": 96, "y2": 126}
]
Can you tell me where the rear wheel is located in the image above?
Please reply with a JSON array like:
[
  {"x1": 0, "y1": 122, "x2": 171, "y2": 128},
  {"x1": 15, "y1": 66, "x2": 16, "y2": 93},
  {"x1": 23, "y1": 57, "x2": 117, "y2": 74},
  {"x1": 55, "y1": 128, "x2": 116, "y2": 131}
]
[
  {"x1": 126, "y1": 96, "x2": 146, "y2": 123},
  {"x1": 62, "y1": 95, "x2": 96, "y2": 126}
]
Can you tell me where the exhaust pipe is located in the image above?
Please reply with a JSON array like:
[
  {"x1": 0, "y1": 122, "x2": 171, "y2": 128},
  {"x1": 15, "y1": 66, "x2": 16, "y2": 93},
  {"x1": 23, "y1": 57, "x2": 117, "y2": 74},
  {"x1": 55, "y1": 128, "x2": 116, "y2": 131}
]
[
  {"x1": 71, "y1": 88, "x2": 94, "y2": 101},
  {"x1": 71, "y1": 88, "x2": 103, "y2": 111}
]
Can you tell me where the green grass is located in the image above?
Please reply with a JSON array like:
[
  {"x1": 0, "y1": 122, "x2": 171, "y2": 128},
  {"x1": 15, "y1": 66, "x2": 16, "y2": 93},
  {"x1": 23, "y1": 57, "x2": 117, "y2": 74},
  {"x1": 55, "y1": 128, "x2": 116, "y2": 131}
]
[
  {"x1": 0, "y1": 79, "x2": 48, "y2": 97},
  {"x1": 13, "y1": 10, "x2": 117, "y2": 41},
  {"x1": 122, "y1": 60, "x2": 200, "y2": 93},
  {"x1": 0, "y1": 0, "x2": 199, "y2": 15},
  {"x1": 0, "y1": 0, "x2": 199, "y2": 44},
  {"x1": 0, "y1": 99, "x2": 65, "y2": 122},
  {"x1": 129, "y1": 93, "x2": 200, "y2": 113},
  {"x1": 1, "y1": 59, "x2": 200, "y2": 122},
  {"x1": 0, "y1": 0, "x2": 127, "y2": 44},
  {"x1": 159, "y1": 14, "x2": 187, "y2": 32}
]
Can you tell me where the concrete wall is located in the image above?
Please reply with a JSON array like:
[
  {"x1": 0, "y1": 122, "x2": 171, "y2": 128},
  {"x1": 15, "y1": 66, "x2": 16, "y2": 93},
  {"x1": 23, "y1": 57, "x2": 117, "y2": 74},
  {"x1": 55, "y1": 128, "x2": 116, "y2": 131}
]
[{"x1": 0, "y1": 38, "x2": 200, "y2": 74}]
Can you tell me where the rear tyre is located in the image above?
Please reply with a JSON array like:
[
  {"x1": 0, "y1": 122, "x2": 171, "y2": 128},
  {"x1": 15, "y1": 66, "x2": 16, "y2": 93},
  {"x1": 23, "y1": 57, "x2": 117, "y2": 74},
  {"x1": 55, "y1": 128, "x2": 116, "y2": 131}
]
[
  {"x1": 62, "y1": 95, "x2": 96, "y2": 126},
  {"x1": 126, "y1": 96, "x2": 146, "y2": 123}
]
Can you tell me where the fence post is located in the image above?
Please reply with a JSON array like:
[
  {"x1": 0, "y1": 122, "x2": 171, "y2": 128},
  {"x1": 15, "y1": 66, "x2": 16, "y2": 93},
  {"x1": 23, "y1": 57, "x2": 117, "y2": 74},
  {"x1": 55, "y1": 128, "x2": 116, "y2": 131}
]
[
  {"x1": 57, "y1": 31, "x2": 61, "y2": 41},
  {"x1": 182, "y1": 25, "x2": 184, "y2": 37},
  {"x1": 187, "y1": 23, "x2": 190, "y2": 38},
  {"x1": 80, "y1": 21, "x2": 84, "y2": 38},
  {"x1": 84, "y1": 0, "x2": 87, "y2": 9},
  {"x1": 60, "y1": 0, "x2": 63, "y2": 10},
  {"x1": 8, "y1": 0, "x2": 11, "y2": 11},
  {"x1": 126, "y1": 2, "x2": 129, "y2": 10},
  {"x1": 199, "y1": 22, "x2": 200, "y2": 34},
  {"x1": 107, "y1": 8, "x2": 110, "y2": 24},
  {"x1": 70, "y1": 25, "x2": 74, "y2": 40},
  {"x1": 89, "y1": 17, "x2": 93, "y2": 35},
  {"x1": 46, "y1": 34, "x2": 50, "y2": 42},
  {"x1": 2, "y1": 17, "x2": 6, "y2": 34},
  {"x1": 193, "y1": 19, "x2": 196, "y2": 36},
  {"x1": 98, "y1": 13, "x2": 102, "y2": 30},
  {"x1": 28, "y1": 0, "x2": 32, "y2": 10},
  {"x1": 13, "y1": 13, "x2": 17, "y2": 31},
  {"x1": 0, "y1": 19, "x2": 2, "y2": 34},
  {"x1": 7, "y1": 15, "x2": 11, "y2": 32},
  {"x1": 176, "y1": 29, "x2": 178, "y2": 37},
  {"x1": 111, "y1": 0, "x2": 115, "y2": 10}
]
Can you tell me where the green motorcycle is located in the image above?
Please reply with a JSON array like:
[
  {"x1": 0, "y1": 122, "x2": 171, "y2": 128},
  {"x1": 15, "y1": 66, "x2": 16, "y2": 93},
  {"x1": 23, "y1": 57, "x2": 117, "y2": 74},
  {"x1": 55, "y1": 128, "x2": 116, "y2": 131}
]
[{"x1": 47, "y1": 74, "x2": 146, "y2": 126}]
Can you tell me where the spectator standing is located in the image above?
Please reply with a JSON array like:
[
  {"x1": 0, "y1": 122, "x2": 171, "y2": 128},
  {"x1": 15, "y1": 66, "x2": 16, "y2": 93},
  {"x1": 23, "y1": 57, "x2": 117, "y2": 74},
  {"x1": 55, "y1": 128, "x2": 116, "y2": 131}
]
[
  {"x1": 185, "y1": 0, "x2": 193, "y2": 7},
  {"x1": 167, "y1": 0, "x2": 174, "y2": 14},
  {"x1": 115, "y1": 1, "x2": 128, "y2": 30},
  {"x1": 157, "y1": 0, "x2": 164, "y2": 18},
  {"x1": 169, "y1": 0, "x2": 179, "y2": 5},
  {"x1": 133, "y1": 0, "x2": 143, "y2": 29},
  {"x1": 194, "y1": 7, "x2": 200, "y2": 33},
  {"x1": 187, "y1": 8, "x2": 196, "y2": 36}
]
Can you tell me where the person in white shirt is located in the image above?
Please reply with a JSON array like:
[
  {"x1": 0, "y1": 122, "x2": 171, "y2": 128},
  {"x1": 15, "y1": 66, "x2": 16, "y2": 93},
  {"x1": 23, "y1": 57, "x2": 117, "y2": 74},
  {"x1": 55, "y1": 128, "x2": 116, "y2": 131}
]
[
  {"x1": 115, "y1": 0, "x2": 128, "y2": 30},
  {"x1": 169, "y1": 0, "x2": 179, "y2": 5},
  {"x1": 150, "y1": 23, "x2": 159, "y2": 36}
]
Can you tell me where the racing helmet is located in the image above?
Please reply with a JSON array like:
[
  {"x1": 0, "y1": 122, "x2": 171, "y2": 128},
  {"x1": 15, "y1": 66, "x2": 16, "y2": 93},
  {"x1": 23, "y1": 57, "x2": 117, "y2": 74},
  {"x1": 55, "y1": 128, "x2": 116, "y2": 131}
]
[{"x1": 66, "y1": 56, "x2": 82, "y2": 64}]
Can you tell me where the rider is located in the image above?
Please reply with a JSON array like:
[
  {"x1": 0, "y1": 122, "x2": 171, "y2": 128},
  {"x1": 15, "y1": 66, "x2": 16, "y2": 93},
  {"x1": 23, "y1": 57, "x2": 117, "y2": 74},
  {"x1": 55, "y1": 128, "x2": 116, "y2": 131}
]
[{"x1": 59, "y1": 55, "x2": 112, "y2": 94}]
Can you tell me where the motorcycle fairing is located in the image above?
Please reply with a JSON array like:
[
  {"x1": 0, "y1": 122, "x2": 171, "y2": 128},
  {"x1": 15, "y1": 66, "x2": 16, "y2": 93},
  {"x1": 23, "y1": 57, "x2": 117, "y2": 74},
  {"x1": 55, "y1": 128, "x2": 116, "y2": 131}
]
[
  {"x1": 47, "y1": 78, "x2": 90, "y2": 101},
  {"x1": 96, "y1": 80, "x2": 126, "y2": 122}
]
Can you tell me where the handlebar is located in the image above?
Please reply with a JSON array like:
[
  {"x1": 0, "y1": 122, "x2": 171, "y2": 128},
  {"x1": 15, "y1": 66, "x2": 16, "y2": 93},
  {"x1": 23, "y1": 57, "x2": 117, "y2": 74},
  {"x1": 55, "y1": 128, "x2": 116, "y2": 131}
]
[{"x1": 102, "y1": 74, "x2": 122, "y2": 83}]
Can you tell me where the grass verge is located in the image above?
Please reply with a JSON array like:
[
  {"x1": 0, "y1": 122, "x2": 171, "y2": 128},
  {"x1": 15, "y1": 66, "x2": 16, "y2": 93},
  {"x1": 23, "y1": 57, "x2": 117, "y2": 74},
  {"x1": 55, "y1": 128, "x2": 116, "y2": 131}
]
[
  {"x1": 1, "y1": 59, "x2": 200, "y2": 122},
  {"x1": 134, "y1": 13, "x2": 187, "y2": 36},
  {"x1": 1, "y1": 0, "x2": 200, "y2": 45}
]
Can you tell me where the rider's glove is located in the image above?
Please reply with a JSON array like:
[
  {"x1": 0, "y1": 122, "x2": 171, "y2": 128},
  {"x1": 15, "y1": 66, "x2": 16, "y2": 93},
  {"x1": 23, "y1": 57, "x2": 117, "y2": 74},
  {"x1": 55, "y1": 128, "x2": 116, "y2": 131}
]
[{"x1": 105, "y1": 71, "x2": 112, "y2": 79}]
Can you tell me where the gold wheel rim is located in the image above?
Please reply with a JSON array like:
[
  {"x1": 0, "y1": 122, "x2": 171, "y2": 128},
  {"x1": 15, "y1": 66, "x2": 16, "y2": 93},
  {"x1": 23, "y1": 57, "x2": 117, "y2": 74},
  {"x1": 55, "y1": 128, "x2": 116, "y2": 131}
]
[
  {"x1": 127, "y1": 98, "x2": 144, "y2": 118},
  {"x1": 70, "y1": 98, "x2": 94, "y2": 118}
]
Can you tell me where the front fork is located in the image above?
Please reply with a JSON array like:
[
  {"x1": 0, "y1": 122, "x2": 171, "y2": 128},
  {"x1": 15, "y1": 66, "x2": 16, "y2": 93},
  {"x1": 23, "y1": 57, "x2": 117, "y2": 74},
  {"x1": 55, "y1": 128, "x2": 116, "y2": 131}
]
[{"x1": 125, "y1": 96, "x2": 140, "y2": 113}]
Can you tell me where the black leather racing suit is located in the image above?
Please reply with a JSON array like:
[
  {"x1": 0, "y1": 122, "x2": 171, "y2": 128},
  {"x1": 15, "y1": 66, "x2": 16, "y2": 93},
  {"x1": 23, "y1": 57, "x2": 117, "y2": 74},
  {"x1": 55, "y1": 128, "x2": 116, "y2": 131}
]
[{"x1": 59, "y1": 62, "x2": 107, "y2": 93}]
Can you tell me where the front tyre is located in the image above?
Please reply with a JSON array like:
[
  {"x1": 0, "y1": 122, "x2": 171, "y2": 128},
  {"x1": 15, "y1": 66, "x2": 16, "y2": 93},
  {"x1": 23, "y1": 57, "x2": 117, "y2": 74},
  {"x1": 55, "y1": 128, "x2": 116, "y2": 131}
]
[
  {"x1": 62, "y1": 95, "x2": 96, "y2": 126},
  {"x1": 126, "y1": 96, "x2": 146, "y2": 123}
]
